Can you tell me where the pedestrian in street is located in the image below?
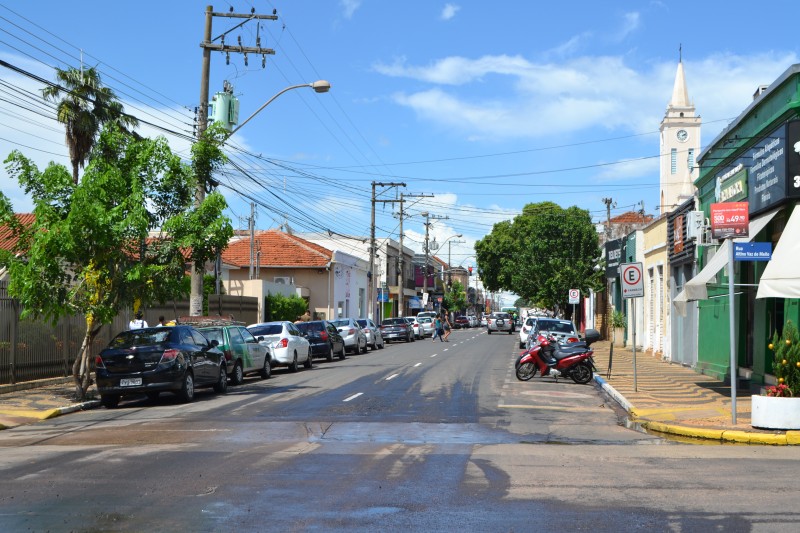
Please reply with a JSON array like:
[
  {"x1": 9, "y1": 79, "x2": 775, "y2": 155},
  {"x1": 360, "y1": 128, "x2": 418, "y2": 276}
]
[
  {"x1": 129, "y1": 311, "x2": 148, "y2": 330},
  {"x1": 157, "y1": 316, "x2": 167, "y2": 326},
  {"x1": 432, "y1": 314, "x2": 445, "y2": 342},
  {"x1": 442, "y1": 312, "x2": 453, "y2": 342}
]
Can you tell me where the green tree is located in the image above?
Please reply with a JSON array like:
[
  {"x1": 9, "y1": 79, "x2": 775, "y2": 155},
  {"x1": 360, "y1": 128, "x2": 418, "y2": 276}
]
[
  {"x1": 475, "y1": 202, "x2": 603, "y2": 314},
  {"x1": 0, "y1": 124, "x2": 233, "y2": 399},
  {"x1": 42, "y1": 66, "x2": 138, "y2": 184},
  {"x1": 264, "y1": 293, "x2": 308, "y2": 322},
  {"x1": 443, "y1": 280, "x2": 467, "y2": 313}
]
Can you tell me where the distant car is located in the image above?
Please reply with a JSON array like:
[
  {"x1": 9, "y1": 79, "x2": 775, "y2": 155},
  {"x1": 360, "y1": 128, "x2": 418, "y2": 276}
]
[
  {"x1": 248, "y1": 321, "x2": 312, "y2": 372},
  {"x1": 480, "y1": 315, "x2": 488, "y2": 327},
  {"x1": 296, "y1": 320, "x2": 346, "y2": 361},
  {"x1": 454, "y1": 315, "x2": 470, "y2": 329},
  {"x1": 518, "y1": 316, "x2": 539, "y2": 348},
  {"x1": 467, "y1": 315, "x2": 479, "y2": 328},
  {"x1": 357, "y1": 318, "x2": 385, "y2": 350},
  {"x1": 195, "y1": 323, "x2": 271, "y2": 383},
  {"x1": 487, "y1": 312, "x2": 514, "y2": 334},
  {"x1": 330, "y1": 318, "x2": 368, "y2": 354},
  {"x1": 380, "y1": 317, "x2": 414, "y2": 343},
  {"x1": 416, "y1": 316, "x2": 435, "y2": 337},
  {"x1": 95, "y1": 326, "x2": 228, "y2": 408},
  {"x1": 403, "y1": 317, "x2": 420, "y2": 339},
  {"x1": 533, "y1": 318, "x2": 580, "y2": 344}
]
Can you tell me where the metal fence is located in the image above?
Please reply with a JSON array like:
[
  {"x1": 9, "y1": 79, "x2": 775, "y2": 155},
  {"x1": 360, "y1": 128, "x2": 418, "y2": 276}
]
[{"x1": 0, "y1": 282, "x2": 258, "y2": 385}]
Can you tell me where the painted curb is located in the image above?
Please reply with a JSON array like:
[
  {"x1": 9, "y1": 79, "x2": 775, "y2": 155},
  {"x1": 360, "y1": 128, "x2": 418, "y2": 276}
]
[{"x1": 0, "y1": 400, "x2": 101, "y2": 430}]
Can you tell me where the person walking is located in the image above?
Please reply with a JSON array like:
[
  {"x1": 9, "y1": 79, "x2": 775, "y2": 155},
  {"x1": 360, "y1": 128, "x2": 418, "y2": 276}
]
[
  {"x1": 157, "y1": 316, "x2": 167, "y2": 327},
  {"x1": 442, "y1": 312, "x2": 453, "y2": 342},
  {"x1": 129, "y1": 311, "x2": 148, "y2": 330},
  {"x1": 432, "y1": 314, "x2": 444, "y2": 342}
]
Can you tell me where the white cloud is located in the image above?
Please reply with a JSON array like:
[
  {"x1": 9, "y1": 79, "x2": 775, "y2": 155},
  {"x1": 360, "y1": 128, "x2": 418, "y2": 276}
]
[
  {"x1": 614, "y1": 12, "x2": 641, "y2": 41},
  {"x1": 441, "y1": 3, "x2": 460, "y2": 21},
  {"x1": 340, "y1": 0, "x2": 362, "y2": 19}
]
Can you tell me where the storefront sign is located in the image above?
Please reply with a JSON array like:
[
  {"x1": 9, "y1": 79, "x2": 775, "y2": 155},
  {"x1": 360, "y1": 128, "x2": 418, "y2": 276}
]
[
  {"x1": 749, "y1": 124, "x2": 787, "y2": 214},
  {"x1": 605, "y1": 238, "x2": 624, "y2": 278},
  {"x1": 787, "y1": 121, "x2": 800, "y2": 200},
  {"x1": 673, "y1": 214, "x2": 684, "y2": 254},
  {"x1": 734, "y1": 242, "x2": 772, "y2": 261},
  {"x1": 718, "y1": 170, "x2": 748, "y2": 203},
  {"x1": 711, "y1": 202, "x2": 749, "y2": 239}
]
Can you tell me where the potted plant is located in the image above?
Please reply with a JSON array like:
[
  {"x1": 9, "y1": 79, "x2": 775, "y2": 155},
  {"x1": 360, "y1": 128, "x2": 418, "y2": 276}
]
[
  {"x1": 610, "y1": 310, "x2": 626, "y2": 347},
  {"x1": 752, "y1": 320, "x2": 800, "y2": 429}
]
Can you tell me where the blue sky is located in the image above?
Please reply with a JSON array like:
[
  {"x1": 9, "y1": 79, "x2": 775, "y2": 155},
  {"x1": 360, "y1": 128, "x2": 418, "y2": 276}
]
[{"x1": 1, "y1": 1, "x2": 799, "y2": 306}]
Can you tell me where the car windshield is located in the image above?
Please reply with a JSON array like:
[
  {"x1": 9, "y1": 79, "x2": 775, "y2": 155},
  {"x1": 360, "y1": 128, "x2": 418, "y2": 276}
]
[
  {"x1": 419, "y1": 317, "x2": 432, "y2": 324},
  {"x1": 537, "y1": 320, "x2": 575, "y2": 334},
  {"x1": 249, "y1": 324, "x2": 283, "y2": 336},
  {"x1": 382, "y1": 318, "x2": 405, "y2": 326},
  {"x1": 197, "y1": 327, "x2": 224, "y2": 345},
  {"x1": 331, "y1": 319, "x2": 350, "y2": 327},
  {"x1": 108, "y1": 328, "x2": 171, "y2": 348}
]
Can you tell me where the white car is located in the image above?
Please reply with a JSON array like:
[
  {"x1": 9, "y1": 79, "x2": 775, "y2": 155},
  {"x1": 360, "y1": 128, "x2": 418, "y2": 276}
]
[
  {"x1": 248, "y1": 321, "x2": 312, "y2": 373},
  {"x1": 518, "y1": 317, "x2": 539, "y2": 348},
  {"x1": 330, "y1": 318, "x2": 369, "y2": 354},
  {"x1": 414, "y1": 316, "x2": 435, "y2": 337}
]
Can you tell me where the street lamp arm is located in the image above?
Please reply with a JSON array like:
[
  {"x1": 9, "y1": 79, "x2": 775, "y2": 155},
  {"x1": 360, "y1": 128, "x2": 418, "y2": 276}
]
[{"x1": 227, "y1": 80, "x2": 331, "y2": 138}]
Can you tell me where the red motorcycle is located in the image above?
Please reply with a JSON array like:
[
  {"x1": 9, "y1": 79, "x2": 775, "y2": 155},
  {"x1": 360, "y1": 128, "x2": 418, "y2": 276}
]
[{"x1": 515, "y1": 328, "x2": 600, "y2": 384}]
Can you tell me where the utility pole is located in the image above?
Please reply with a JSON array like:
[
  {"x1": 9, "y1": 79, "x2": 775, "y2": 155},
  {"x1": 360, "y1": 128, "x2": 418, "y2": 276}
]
[
  {"x1": 602, "y1": 197, "x2": 614, "y2": 241},
  {"x1": 190, "y1": 6, "x2": 277, "y2": 316},
  {"x1": 370, "y1": 181, "x2": 405, "y2": 322},
  {"x1": 248, "y1": 202, "x2": 255, "y2": 279},
  {"x1": 447, "y1": 239, "x2": 466, "y2": 286},
  {"x1": 602, "y1": 197, "x2": 615, "y2": 341},
  {"x1": 421, "y1": 213, "x2": 448, "y2": 308}
]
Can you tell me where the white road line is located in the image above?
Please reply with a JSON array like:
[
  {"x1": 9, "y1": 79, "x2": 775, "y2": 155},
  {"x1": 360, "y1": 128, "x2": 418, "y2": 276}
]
[
  {"x1": 385, "y1": 374, "x2": 399, "y2": 381},
  {"x1": 343, "y1": 392, "x2": 363, "y2": 402},
  {"x1": 443, "y1": 348, "x2": 449, "y2": 351},
  {"x1": 414, "y1": 363, "x2": 422, "y2": 367},
  {"x1": 431, "y1": 354, "x2": 437, "y2": 358}
]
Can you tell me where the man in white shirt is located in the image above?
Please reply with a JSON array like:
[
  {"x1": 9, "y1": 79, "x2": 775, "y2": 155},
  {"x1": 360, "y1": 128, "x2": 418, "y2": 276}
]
[{"x1": 129, "y1": 311, "x2": 148, "y2": 330}]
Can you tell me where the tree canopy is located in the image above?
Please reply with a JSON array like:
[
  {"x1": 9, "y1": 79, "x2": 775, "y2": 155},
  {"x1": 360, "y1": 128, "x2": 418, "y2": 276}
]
[
  {"x1": 0, "y1": 124, "x2": 233, "y2": 397},
  {"x1": 475, "y1": 202, "x2": 603, "y2": 313}
]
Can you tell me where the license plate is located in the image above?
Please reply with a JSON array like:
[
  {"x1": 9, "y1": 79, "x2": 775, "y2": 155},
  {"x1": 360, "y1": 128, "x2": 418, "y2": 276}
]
[
  {"x1": 120, "y1": 378, "x2": 142, "y2": 387},
  {"x1": 497, "y1": 320, "x2": 504, "y2": 325}
]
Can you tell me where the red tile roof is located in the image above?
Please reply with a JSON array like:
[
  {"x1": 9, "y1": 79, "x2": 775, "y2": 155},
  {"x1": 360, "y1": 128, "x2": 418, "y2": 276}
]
[
  {"x1": 0, "y1": 213, "x2": 35, "y2": 252},
  {"x1": 221, "y1": 230, "x2": 332, "y2": 268},
  {"x1": 610, "y1": 211, "x2": 653, "y2": 225}
]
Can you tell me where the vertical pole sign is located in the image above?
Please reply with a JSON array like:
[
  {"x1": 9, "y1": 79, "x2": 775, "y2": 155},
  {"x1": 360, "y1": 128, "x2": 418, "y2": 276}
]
[
  {"x1": 568, "y1": 289, "x2": 580, "y2": 325},
  {"x1": 620, "y1": 262, "x2": 643, "y2": 392}
]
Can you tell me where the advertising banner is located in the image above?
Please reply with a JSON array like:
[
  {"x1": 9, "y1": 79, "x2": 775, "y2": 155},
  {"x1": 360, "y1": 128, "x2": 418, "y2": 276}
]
[
  {"x1": 749, "y1": 124, "x2": 787, "y2": 214},
  {"x1": 711, "y1": 202, "x2": 749, "y2": 239}
]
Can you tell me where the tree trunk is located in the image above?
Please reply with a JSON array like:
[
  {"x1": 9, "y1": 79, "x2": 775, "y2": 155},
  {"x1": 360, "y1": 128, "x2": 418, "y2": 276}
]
[{"x1": 71, "y1": 316, "x2": 100, "y2": 400}]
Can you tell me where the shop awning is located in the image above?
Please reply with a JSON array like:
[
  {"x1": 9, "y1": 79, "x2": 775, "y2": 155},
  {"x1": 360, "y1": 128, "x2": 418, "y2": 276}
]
[
  {"x1": 757, "y1": 207, "x2": 800, "y2": 299},
  {"x1": 673, "y1": 208, "x2": 779, "y2": 315}
]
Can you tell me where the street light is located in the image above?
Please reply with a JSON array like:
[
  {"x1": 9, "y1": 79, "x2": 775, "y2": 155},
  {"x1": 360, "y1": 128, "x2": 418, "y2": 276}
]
[{"x1": 189, "y1": 79, "x2": 331, "y2": 316}]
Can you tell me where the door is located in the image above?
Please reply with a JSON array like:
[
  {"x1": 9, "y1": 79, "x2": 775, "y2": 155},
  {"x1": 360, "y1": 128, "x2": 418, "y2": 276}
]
[{"x1": 239, "y1": 327, "x2": 267, "y2": 371}]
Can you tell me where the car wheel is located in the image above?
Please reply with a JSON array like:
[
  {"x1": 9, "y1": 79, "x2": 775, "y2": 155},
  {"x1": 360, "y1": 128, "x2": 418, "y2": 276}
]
[
  {"x1": 519, "y1": 341, "x2": 525, "y2": 349},
  {"x1": 304, "y1": 349, "x2": 313, "y2": 369},
  {"x1": 378, "y1": 340, "x2": 385, "y2": 350},
  {"x1": 177, "y1": 371, "x2": 195, "y2": 403},
  {"x1": 213, "y1": 365, "x2": 228, "y2": 394},
  {"x1": 326, "y1": 345, "x2": 335, "y2": 362},
  {"x1": 487, "y1": 329, "x2": 492, "y2": 334},
  {"x1": 289, "y1": 352, "x2": 299, "y2": 372},
  {"x1": 101, "y1": 394, "x2": 120, "y2": 409},
  {"x1": 338, "y1": 345, "x2": 347, "y2": 360},
  {"x1": 260, "y1": 357, "x2": 272, "y2": 379},
  {"x1": 358, "y1": 339, "x2": 365, "y2": 354},
  {"x1": 231, "y1": 361, "x2": 244, "y2": 386}
]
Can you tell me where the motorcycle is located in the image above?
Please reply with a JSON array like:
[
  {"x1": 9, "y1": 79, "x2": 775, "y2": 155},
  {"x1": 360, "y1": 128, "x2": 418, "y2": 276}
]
[{"x1": 515, "y1": 328, "x2": 600, "y2": 384}]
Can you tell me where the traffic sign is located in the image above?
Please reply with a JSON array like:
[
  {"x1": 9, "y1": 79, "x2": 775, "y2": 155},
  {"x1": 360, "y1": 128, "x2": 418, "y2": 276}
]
[
  {"x1": 620, "y1": 262, "x2": 644, "y2": 299},
  {"x1": 568, "y1": 288, "x2": 580, "y2": 304}
]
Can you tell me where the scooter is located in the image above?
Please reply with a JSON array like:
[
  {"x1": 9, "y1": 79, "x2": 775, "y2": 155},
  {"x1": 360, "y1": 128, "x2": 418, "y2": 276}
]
[{"x1": 515, "y1": 328, "x2": 600, "y2": 384}]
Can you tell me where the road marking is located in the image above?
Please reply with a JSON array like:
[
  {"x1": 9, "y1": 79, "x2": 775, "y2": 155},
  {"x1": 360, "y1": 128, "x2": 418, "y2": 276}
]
[
  {"x1": 414, "y1": 363, "x2": 422, "y2": 367},
  {"x1": 343, "y1": 393, "x2": 363, "y2": 402},
  {"x1": 385, "y1": 374, "x2": 399, "y2": 381},
  {"x1": 443, "y1": 348, "x2": 449, "y2": 352},
  {"x1": 431, "y1": 354, "x2": 437, "y2": 358}
]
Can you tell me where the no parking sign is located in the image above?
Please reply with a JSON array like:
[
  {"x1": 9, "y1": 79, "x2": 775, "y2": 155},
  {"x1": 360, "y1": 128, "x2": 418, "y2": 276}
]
[
  {"x1": 568, "y1": 288, "x2": 580, "y2": 304},
  {"x1": 620, "y1": 262, "x2": 644, "y2": 299}
]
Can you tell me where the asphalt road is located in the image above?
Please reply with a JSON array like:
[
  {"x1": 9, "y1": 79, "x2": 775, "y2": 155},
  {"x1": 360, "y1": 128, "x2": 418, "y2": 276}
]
[{"x1": 2, "y1": 329, "x2": 800, "y2": 532}]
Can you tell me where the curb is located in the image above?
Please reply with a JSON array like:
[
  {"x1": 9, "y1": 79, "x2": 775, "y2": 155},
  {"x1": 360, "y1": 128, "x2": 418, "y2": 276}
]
[
  {"x1": 0, "y1": 400, "x2": 101, "y2": 430},
  {"x1": 593, "y1": 373, "x2": 797, "y2": 446}
]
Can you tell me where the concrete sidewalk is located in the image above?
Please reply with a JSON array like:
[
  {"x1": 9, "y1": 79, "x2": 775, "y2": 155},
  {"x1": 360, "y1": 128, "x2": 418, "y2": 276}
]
[
  {"x1": 0, "y1": 377, "x2": 100, "y2": 430},
  {"x1": 591, "y1": 340, "x2": 800, "y2": 445}
]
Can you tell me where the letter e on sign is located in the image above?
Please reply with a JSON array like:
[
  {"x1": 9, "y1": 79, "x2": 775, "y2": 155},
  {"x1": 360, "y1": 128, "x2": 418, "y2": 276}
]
[{"x1": 620, "y1": 262, "x2": 644, "y2": 299}]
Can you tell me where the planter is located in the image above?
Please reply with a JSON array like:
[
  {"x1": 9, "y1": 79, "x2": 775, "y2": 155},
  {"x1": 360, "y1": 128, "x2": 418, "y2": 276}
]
[
  {"x1": 613, "y1": 327, "x2": 625, "y2": 347},
  {"x1": 751, "y1": 395, "x2": 800, "y2": 430}
]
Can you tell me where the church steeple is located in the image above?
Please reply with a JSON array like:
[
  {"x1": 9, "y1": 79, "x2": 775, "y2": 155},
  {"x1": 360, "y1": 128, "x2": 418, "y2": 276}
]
[{"x1": 670, "y1": 60, "x2": 690, "y2": 108}]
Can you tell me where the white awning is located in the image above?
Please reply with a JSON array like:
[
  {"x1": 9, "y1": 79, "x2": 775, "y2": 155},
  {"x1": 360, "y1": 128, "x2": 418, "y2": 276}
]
[
  {"x1": 757, "y1": 206, "x2": 800, "y2": 299},
  {"x1": 673, "y1": 208, "x2": 779, "y2": 315}
]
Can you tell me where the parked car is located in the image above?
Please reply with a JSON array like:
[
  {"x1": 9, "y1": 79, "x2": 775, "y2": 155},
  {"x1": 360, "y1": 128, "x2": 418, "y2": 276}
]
[
  {"x1": 330, "y1": 318, "x2": 368, "y2": 354},
  {"x1": 248, "y1": 321, "x2": 312, "y2": 372},
  {"x1": 380, "y1": 317, "x2": 415, "y2": 342},
  {"x1": 454, "y1": 315, "x2": 470, "y2": 329},
  {"x1": 533, "y1": 318, "x2": 581, "y2": 344},
  {"x1": 480, "y1": 314, "x2": 488, "y2": 327},
  {"x1": 416, "y1": 311, "x2": 437, "y2": 322},
  {"x1": 403, "y1": 316, "x2": 419, "y2": 340},
  {"x1": 467, "y1": 315, "x2": 479, "y2": 328},
  {"x1": 415, "y1": 316, "x2": 435, "y2": 337},
  {"x1": 195, "y1": 322, "x2": 271, "y2": 383},
  {"x1": 357, "y1": 318, "x2": 385, "y2": 350},
  {"x1": 487, "y1": 312, "x2": 515, "y2": 334},
  {"x1": 95, "y1": 325, "x2": 228, "y2": 408},
  {"x1": 518, "y1": 316, "x2": 539, "y2": 348},
  {"x1": 296, "y1": 320, "x2": 346, "y2": 361}
]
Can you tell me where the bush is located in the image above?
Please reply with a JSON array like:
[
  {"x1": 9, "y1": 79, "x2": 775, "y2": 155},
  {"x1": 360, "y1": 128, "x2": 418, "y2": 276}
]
[
  {"x1": 611, "y1": 310, "x2": 626, "y2": 329},
  {"x1": 769, "y1": 320, "x2": 800, "y2": 396},
  {"x1": 264, "y1": 293, "x2": 307, "y2": 322}
]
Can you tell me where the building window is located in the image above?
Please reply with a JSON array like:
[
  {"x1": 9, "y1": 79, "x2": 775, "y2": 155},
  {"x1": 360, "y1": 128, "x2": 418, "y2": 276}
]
[
  {"x1": 688, "y1": 148, "x2": 695, "y2": 172},
  {"x1": 671, "y1": 148, "x2": 677, "y2": 174}
]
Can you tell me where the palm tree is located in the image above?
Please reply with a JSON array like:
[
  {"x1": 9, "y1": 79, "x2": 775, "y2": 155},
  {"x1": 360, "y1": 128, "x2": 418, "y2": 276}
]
[{"x1": 42, "y1": 66, "x2": 138, "y2": 184}]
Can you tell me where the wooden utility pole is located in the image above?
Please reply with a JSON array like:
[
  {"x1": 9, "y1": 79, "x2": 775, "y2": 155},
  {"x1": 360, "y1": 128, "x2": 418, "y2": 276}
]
[
  {"x1": 370, "y1": 182, "x2": 405, "y2": 322},
  {"x1": 422, "y1": 213, "x2": 448, "y2": 305},
  {"x1": 190, "y1": 5, "x2": 277, "y2": 316}
]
